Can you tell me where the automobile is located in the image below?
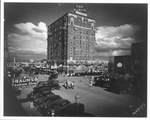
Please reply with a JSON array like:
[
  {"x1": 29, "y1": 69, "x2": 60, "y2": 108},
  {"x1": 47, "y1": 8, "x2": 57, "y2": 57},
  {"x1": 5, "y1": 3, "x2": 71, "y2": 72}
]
[
  {"x1": 33, "y1": 86, "x2": 52, "y2": 93},
  {"x1": 33, "y1": 92, "x2": 55, "y2": 104},
  {"x1": 38, "y1": 94, "x2": 62, "y2": 112},
  {"x1": 64, "y1": 80, "x2": 74, "y2": 89},
  {"x1": 41, "y1": 91, "x2": 53, "y2": 96},
  {"x1": 35, "y1": 94, "x2": 60, "y2": 105},
  {"x1": 103, "y1": 75, "x2": 111, "y2": 88},
  {"x1": 33, "y1": 92, "x2": 43, "y2": 101},
  {"x1": 27, "y1": 91, "x2": 34, "y2": 101},
  {"x1": 93, "y1": 75, "x2": 105, "y2": 87},
  {"x1": 27, "y1": 91, "x2": 42, "y2": 101},
  {"x1": 47, "y1": 79, "x2": 61, "y2": 90},
  {"x1": 36, "y1": 79, "x2": 60, "y2": 90},
  {"x1": 33, "y1": 85, "x2": 49, "y2": 92},
  {"x1": 93, "y1": 75, "x2": 111, "y2": 88},
  {"x1": 44, "y1": 99, "x2": 71, "y2": 116},
  {"x1": 37, "y1": 81, "x2": 50, "y2": 86},
  {"x1": 33, "y1": 68, "x2": 40, "y2": 75},
  {"x1": 27, "y1": 89, "x2": 52, "y2": 101}
]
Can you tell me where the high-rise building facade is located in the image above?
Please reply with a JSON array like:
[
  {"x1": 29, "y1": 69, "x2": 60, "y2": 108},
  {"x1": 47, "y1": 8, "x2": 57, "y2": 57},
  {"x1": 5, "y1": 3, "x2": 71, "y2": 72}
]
[{"x1": 47, "y1": 5, "x2": 96, "y2": 65}]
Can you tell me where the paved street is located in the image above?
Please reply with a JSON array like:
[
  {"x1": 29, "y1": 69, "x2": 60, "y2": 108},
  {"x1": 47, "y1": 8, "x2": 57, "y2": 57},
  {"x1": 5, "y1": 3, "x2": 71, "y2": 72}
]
[{"x1": 16, "y1": 74, "x2": 142, "y2": 117}]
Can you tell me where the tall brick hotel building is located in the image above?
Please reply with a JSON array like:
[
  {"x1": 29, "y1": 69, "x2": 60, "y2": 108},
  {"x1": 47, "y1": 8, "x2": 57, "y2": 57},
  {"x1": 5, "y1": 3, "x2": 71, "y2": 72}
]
[{"x1": 47, "y1": 5, "x2": 96, "y2": 66}]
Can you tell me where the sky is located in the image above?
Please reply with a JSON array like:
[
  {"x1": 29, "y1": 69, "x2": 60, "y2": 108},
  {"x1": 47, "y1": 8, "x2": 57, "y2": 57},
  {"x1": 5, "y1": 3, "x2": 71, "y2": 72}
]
[{"x1": 4, "y1": 2, "x2": 147, "y2": 61}]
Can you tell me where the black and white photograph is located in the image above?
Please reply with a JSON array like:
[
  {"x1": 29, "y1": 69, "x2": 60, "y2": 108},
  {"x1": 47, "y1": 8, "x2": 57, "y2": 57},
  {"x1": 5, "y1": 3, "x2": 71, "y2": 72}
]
[{"x1": 1, "y1": 0, "x2": 149, "y2": 118}]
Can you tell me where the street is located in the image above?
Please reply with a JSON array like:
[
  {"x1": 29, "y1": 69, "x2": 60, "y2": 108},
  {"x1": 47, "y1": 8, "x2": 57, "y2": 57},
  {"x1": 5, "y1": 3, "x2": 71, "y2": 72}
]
[{"x1": 16, "y1": 75, "x2": 141, "y2": 117}]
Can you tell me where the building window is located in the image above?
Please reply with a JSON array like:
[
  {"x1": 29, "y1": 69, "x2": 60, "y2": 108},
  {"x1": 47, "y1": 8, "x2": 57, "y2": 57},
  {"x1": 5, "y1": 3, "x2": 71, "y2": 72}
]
[
  {"x1": 70, "y1": 17, "x2": 74, "y2": 25},
  {"x1": 91, "y1": 23, "x2": 94, "y2": 29},
  {"x1": 83, "y1": 30, "x2": 85, "y2": 34},
  {"x1": 70, "y1": 47, "x2": 73, "y2": 50},
  {"x1": 76, "y1": 29, "x2": 79, "y2": 34},
  {"x1": 80, "y1": 35, "x2": 82, "y2": 39},
  {"x1": 74, "y1": 27, "x2": 77, "y2": 32},
  {"x1": 86, "y1": 31, "x2": 88, "y2": 35},
  {"x1": 80, "y1": 41, "x2": 82, "y2": 44}
]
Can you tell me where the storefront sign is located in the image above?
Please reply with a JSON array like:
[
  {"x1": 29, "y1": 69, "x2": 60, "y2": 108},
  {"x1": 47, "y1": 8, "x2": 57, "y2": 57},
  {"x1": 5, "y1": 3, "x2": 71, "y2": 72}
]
[{"x1": 12, "y1": 77, "x2": 38, "y2": 87}]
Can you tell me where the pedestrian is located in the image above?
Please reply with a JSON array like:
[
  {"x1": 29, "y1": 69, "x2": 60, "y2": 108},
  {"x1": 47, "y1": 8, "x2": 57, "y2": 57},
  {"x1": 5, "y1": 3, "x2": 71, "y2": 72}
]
[{"x1": 89, "y1": 79, "x2": 93, "y2": 87}]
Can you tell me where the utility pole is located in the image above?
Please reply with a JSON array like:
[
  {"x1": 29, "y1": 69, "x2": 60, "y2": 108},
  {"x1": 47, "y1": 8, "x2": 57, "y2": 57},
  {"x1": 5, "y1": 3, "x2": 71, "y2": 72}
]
[{"x1": 13, "y1": 57, "x2": 16, "y2": 78}]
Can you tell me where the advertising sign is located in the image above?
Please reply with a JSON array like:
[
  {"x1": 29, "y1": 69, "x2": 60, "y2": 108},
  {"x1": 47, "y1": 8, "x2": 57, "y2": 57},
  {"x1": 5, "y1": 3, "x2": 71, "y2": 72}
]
[{"x1": 12, "y1": 77, "x2": 38, "y2": 87}]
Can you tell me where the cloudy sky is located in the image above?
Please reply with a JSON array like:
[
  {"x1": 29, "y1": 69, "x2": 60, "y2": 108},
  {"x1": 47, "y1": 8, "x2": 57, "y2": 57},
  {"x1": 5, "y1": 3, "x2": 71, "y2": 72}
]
[{"x1": 4, "y1": 2, "x2": 147, "y2": 61}]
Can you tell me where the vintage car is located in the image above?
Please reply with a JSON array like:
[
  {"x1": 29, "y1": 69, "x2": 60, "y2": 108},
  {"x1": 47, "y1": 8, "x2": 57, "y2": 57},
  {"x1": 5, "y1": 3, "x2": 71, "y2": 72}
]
[
  {"x1": 93, "y1": 75, "x2": 111, "y2": 88},
  {"x1": 27, "y1": 89, "x2": 52, "y2": 101},
  {"x1": 64, "y1": 80, "x2": 74, "y2": 89},
  {"x1": 35, "y1": 94, "x2": 61, "y2": 105},
  {"x1": 36, "y1": 79, "x2": 60, "y2": 90},
  {"x1": 38, "y1": 94, "x2": 62, "y2": 112},
  {"x1": 43, "y1": 99, "x2": 71, "y2": 116}
]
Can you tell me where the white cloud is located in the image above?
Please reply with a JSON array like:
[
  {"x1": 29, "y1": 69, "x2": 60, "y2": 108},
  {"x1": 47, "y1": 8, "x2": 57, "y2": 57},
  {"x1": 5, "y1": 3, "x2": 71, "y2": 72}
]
[
  {"x1": 95, "y1": 24, "x2": 140, "y2": 56},
  {"x1": 8, "y1": 22, "x2": 47, "y2": 54},
  {"x1": 112, "y1": 49, "x2": 131, "y2": 56}
]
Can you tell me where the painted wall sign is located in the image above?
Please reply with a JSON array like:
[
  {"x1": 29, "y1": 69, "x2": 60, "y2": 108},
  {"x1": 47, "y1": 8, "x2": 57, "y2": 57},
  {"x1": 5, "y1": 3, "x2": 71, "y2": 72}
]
[{"x1": 12, "y1": 77, "x2": 38, "y2": 86}]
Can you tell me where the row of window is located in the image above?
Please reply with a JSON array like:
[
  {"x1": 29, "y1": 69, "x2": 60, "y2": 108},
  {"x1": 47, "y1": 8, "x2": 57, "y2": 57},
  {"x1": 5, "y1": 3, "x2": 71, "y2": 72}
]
[
  {"x1": 49, "y1": 16, "x2": 67, "y2": 29},
  {"x1": 68, "y1": 56, "x2": 89, "y2": 61},
  {"x1": 70, "y1": 53, "x2": 88, "y2": 58},
  {"x1": 69, "y1": 35, "x2": 95, "y2": 42},
  {"x1": 69, "y1": 49, "x2": 89, "y2": 52},
  {"x1": 70, "y1": 17, "x2": 94, "y2": 29},
  {"x1": 69, "y1": 26, "x2": 95, "y2": 36},
  {"x1": 49, "y1": 26, "x2": 66, "y2": 37},
  {"x1": 70, "y1": 40, "x2": 88, "y2": 45},
  {"x1": 69, "y1": 45, "x2": 88, "y2": 50},
  {"x1": 69, "y1": 50, "x2": 89, "y2": 55},
  {"x1": 69, "y1": 15, "x2": 89, "y2": 22}
]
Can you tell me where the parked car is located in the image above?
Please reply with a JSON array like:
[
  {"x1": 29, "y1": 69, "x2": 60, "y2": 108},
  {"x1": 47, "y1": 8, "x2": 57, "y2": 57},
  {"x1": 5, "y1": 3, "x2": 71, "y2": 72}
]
[
  {"x1": 41, "y1": 91, "x2": 53, "y2": 96},
  {"x1": 48, "y1": 79, "x2": 61, "y2": 90},
  {"x1": 93, "y1": 75, "x2": 111, "y2": 88},
  {"x1": 33, "y1": 86, "x2": 52, "y2": 93},
  {"x1": 44, "y1": 99, "x2": 71, "y2": 116},
  {"x1": 93, "y1": 75, "x2": 105, "y2": 87},
  {"x1": 37, "y1": 81, "x2": 50, "y2": 86},
  {"x1": 36, "y1": 79, "x2": 60, "y2": 90},
  {"x1": 35, "y1": 94, "x2": 60, "y2": 105},
  {"x1": 27, "y1": 89, "x2": 52, "y2": 101},
  {"x1": 38, "y1": 94, "x2": 62, "y2": 113}
]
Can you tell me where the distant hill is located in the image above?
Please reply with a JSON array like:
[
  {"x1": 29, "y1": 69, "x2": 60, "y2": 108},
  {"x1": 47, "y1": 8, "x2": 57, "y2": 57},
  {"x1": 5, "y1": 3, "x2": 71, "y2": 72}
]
[
  {"x1": 8, "y1": 52, "x2": 47, "y2": 62},
  {"x1": 7, "y1": 52, "x2": 108, "y2": 62}
]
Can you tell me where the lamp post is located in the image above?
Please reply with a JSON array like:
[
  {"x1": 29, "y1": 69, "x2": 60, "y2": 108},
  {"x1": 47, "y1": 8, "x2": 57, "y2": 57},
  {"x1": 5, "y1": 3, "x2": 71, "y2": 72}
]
[{"x1": 75, "y1": 93, "x2": 80, "y2": 116}]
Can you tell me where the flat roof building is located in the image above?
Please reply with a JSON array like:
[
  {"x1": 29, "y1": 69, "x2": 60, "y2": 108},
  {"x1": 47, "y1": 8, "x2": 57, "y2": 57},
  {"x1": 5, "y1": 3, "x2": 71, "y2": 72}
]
[{"x1": 47, "y1": 4, "x2": 96, "y2": 66}]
